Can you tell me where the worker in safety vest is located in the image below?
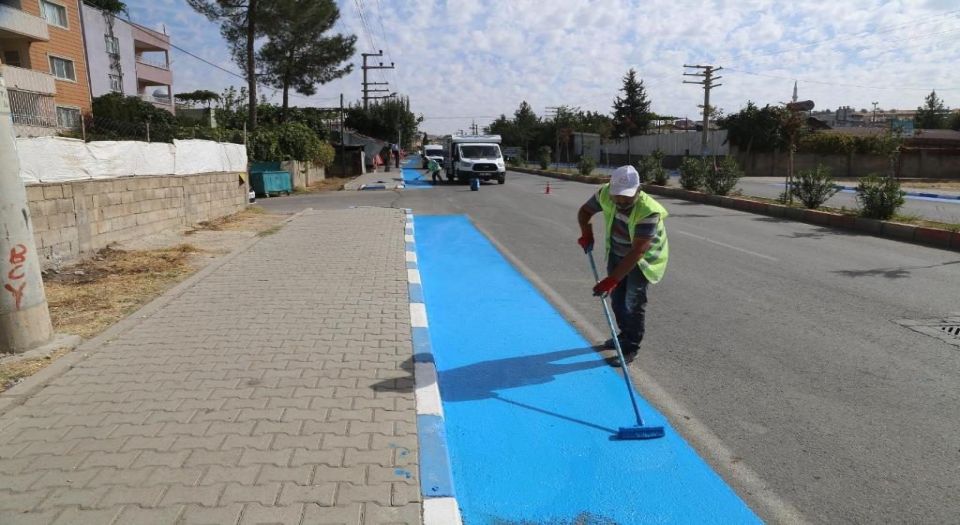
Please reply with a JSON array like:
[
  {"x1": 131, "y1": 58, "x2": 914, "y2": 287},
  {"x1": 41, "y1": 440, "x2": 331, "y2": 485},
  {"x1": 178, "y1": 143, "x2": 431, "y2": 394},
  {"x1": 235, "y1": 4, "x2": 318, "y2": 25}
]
[
  {"x1": 577, "y1": 165, "x2": 669, "y2": 366},
  {"x1": 427, "y1": 157, "x2": 442, "y2": 184}
]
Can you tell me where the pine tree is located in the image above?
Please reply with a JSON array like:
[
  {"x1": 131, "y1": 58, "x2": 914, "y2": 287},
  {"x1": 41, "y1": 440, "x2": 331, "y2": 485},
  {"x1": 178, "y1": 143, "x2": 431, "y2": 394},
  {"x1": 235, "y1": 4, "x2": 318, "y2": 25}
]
[
  {"x1": 612, "y1": 69, "x2": 652, "y2": 163},
  {"x1": 915, "y1": 90, "x2": 948, "y2": 130}
]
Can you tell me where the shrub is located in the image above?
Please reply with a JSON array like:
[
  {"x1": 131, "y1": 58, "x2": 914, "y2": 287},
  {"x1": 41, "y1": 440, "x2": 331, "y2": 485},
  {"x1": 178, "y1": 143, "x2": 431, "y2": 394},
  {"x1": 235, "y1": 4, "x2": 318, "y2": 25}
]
[
  {"x1": 790, "y1": 164, "x2": 840, "y2": 209},
  {"x1": 704, "y1": 156, "x2": 742, "y2": 195},
  {"x1": 678, "y1": 157, "x2": 706, "y2": 191},
  {"x1": 577, "y1": 156, "x2": 596, "y2": 176},
  {"x1": 856, "y1": 175, "x2": 905, "y2": 220},
  {"x1": 538, "y1": 146, "x2": 552, "y2": 169}
]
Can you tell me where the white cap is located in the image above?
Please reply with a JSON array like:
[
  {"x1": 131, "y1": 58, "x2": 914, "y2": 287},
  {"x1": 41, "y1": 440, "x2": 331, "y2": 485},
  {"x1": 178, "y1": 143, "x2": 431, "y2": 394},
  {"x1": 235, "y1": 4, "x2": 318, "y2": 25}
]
[{"x1": 610, "y1": 165, "x2": 640, "y2": 197}]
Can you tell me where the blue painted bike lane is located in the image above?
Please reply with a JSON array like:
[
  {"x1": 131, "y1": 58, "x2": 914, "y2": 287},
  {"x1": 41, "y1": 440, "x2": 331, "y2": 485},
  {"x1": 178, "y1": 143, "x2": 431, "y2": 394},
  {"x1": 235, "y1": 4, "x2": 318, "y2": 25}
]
[
  {"x1": 401, "y1": 155, "x2": 433, "y2": 189},
  {"x1": 414, "y1": 215, "x2": 760, "y2": 524}
]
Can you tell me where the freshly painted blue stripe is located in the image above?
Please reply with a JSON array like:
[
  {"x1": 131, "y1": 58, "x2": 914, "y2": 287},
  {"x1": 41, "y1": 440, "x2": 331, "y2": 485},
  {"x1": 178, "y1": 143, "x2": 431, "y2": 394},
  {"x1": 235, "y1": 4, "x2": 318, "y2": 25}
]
[
  {"x1": 405, "y1": 242, "x2": 415, "y2": 251},
  {"x1": 415, "y1": 215, "x2": 760, "y2": 525},
  {"x1": 408, "y1": 283, "x2": 425, "y2": 304},
  {"x1": 417, "y1": 414, "x2": 456, "y2": 498},
  {"x1": 406, "y1": 261, "x2": 418, "y2": 269},
  {"x1": 401, "y1": 156, "x2": 433, "y2": 189},
  {"x1": 412, "y1": 326, "x2": 432, "y2": 356}
]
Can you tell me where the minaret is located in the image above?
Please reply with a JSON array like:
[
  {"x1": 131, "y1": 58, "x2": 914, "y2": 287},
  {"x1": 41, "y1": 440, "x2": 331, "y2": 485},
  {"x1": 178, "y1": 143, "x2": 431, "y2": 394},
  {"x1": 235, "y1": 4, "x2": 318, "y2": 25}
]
[{"x1": 792, "y1": 81, "x2": 798, "y2": 103}]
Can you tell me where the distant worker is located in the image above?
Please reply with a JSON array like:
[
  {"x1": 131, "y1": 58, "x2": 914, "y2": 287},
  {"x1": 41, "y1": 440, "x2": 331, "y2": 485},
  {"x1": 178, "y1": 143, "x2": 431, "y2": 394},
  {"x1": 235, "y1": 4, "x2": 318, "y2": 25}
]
[
  {"x1": 392, "y1": 143, "x2": 400, "y2": 168},
  {"x1": 576, "y1": 165, "x2": 669, "y2": 366},
  {"x1": 427, "y1": 157, "x2": 442, "y2": 184}
]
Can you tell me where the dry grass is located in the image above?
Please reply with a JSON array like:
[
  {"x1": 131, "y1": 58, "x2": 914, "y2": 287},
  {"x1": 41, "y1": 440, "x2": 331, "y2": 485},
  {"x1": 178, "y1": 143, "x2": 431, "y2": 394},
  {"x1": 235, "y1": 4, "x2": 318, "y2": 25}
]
[
  {"x1": 293, "y1": 177, "x2": 351, "y2": 193},
  {"x1": 0, "y1": 348, "x2": 71, "y2": 392},
  {"x1": 187, "y1": 206, "x2": 268, "y2": 233},
  {"x1": 43, "y1": 244, "x2": 200, "y2": 339}
]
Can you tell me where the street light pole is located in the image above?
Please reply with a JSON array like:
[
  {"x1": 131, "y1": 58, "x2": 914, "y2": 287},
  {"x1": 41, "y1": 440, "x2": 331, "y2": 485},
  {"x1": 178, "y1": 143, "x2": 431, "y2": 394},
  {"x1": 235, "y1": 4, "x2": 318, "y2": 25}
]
[{"x1": 0, "y1": 75, "x2": 52, "y2": 353}]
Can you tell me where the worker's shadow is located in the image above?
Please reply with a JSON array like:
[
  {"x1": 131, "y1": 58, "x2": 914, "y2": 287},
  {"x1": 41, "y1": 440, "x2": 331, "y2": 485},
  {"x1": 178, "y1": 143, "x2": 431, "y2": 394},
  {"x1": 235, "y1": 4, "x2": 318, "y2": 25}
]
[{"x1": 372, "y1": 346, "x2": 617, "y2": 434}]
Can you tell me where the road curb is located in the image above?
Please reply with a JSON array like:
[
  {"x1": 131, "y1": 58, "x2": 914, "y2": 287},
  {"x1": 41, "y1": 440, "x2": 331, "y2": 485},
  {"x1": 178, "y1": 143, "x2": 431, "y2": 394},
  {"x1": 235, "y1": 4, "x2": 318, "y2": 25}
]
[
  {"x1": 0, "y1": 209, "x2": 311, "y2": 416},
  {"x1": 403, "y1": 208, "x2": 463, "y2": 525},
  {"x1": 510, "y1": 168, "x2": 958, "y2": 252}
]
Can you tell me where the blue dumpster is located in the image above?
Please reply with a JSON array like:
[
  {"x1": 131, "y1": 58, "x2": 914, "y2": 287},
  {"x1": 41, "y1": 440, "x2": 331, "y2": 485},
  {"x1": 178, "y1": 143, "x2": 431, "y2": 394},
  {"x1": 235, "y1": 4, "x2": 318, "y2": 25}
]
[{"x1": 249, "y1": 162, "x2": 292, "y2": 197}]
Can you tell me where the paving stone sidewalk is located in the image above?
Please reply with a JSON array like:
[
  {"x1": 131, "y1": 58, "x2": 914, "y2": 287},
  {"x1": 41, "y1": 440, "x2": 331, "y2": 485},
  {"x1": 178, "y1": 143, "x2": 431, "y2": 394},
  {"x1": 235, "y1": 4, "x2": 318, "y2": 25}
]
[{"x1": 0, "y1": 208, "x2": 421, "y2": 524}]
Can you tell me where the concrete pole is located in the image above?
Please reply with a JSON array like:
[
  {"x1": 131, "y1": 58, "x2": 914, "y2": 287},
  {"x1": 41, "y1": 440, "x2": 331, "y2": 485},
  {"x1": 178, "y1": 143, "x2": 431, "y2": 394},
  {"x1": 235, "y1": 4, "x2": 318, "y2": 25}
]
[{"x1": 0, "y1": 75, "x2": 53, "y2": 353}]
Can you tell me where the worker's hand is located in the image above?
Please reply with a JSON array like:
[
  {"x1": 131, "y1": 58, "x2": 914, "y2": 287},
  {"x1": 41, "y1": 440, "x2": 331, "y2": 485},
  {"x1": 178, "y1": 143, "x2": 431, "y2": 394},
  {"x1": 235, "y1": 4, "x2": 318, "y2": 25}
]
[
  {"x1": 593, "y1": 276, "x2": 618, "y2": 296},
  {"x1": 577, "y1": 231, "x2": 594, "y2": 253}
]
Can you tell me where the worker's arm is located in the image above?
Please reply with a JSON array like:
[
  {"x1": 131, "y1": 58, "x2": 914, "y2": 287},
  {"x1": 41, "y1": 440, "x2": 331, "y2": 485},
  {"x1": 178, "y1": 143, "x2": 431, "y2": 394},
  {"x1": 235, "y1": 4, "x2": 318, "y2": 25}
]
[
  {"x1": 608, "y1": 235, "x2": 653, "y2": 282},
  {"x1": 577, "y1": 194, "x2": 602, "y2": 252}
]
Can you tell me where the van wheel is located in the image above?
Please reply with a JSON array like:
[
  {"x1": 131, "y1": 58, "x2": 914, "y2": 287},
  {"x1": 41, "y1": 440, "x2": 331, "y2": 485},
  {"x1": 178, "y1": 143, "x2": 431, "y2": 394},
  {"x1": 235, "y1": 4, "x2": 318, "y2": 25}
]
[{"x1": 497, "y1": 174, "x2": 506, "y2": 184}]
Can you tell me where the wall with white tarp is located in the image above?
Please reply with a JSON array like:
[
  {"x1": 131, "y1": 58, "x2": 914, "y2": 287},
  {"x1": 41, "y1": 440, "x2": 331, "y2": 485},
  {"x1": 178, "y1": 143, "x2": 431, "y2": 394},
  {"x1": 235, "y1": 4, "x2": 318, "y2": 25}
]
[{"x1": 17, "y1": 137, "x2": 247, "y2": 184}]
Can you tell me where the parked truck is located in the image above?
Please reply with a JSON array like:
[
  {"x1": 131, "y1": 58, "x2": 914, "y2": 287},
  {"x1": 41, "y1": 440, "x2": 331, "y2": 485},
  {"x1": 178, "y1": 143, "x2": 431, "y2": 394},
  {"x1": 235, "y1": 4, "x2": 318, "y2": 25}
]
[{"x1": 443, "y1": 135, "x2": 506, "y2": 184}]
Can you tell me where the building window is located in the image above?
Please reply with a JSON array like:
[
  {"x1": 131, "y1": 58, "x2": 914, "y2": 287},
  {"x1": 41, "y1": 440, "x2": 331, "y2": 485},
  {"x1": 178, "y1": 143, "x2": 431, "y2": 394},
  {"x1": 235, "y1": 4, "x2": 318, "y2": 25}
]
[
  {"x1": 105, "y1": 35, "x2": 120, "y2": 55},
  {"x1": 40, "y1": 0, "x2": 68, "y2": 28},
  {"x1": 56, "y1": 106, "x2": 81, "y2": 129},
  {"x1": 3, "y1": 51, "x2": 22, "y2": 68},
  {"x1": 49, "y1": 56, "x2": 75, "y2": 81},
  {"x1": 108, "y1": 74, "x2": 122, "y2": 93}
]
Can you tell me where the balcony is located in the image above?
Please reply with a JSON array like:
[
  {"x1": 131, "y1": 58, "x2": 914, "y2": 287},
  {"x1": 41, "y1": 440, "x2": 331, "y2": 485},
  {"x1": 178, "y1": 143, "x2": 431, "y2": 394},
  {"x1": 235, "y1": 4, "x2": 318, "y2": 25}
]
[
  {"x1": 140, "y1": 93, "x2": 174, "y2": 113},
  {"x1": 131, "y1": 23, "x2": 170, "y2": 51},
  {"x1": 135, "y1": 58, "x2": 172, "y2": 86},
  {"x1": 2, "y1": 64, "x2": 55, "y2": 95},
  {"x1": 0, "y1": 3, "x2": 48, "y2": 42}
]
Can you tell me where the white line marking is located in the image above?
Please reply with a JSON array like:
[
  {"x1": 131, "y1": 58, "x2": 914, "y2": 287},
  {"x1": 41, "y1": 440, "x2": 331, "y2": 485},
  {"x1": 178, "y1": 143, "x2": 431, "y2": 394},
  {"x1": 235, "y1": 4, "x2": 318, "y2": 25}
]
[
  {"x1": 407, "y1": 269, "x2": 421, "y2": 284},
  {"x1": 405, "y1": 251, "x2": 417, "y2": 263},
  {"x1": 405, "y1": 234, "x2": 415, "y2": 243},
  {"x1": 423, "y1": 497, "x2": 463, "y2": 525},
  {"x1": 414, "y1": 362, "x2": 443, "y2": 416},
  {"x1": 410, "y1": 303, "x2": 428, "y2": 328},
  {"x1": 674, "y1": 230, "x2": 779, "y2": 262}
]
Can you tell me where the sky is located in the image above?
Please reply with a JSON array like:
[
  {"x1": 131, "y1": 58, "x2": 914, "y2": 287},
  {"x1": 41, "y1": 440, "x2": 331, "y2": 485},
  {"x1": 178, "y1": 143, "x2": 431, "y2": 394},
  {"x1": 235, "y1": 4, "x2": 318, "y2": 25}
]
[{"x1": 126, "y1": 0, "x2": 960, "y2": 135}]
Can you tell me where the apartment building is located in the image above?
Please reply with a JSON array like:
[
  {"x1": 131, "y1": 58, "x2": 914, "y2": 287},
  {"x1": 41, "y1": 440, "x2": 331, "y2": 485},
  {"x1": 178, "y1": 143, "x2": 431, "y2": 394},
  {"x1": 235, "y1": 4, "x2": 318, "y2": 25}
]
[
  {"x1": 0, "y1": 0, "x2": 91, "y2": 136},
  {"x1": 79, "y1": 2, "x2": 174, "y2": 114}
]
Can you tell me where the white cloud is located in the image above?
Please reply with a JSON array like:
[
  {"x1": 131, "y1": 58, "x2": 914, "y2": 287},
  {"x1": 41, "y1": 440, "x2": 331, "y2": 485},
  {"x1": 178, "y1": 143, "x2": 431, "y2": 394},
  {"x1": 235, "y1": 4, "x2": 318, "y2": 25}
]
[{"x1": 125, "y1": 0, "x2": 960, "y2": 134}]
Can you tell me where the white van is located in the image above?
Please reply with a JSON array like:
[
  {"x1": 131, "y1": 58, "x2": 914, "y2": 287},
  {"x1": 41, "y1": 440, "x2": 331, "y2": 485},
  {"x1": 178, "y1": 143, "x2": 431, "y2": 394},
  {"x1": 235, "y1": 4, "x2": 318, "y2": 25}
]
[{"x1": 443, "y1": 135, "x2": 506, "y2": 184}]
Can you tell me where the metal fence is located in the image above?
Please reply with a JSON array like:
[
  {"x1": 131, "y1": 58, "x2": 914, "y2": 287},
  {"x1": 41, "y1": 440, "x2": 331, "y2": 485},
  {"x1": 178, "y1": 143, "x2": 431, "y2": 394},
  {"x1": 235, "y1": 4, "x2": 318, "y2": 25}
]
[{"x1": 8, "y1": 89, "x2": 57, "y2": 128}]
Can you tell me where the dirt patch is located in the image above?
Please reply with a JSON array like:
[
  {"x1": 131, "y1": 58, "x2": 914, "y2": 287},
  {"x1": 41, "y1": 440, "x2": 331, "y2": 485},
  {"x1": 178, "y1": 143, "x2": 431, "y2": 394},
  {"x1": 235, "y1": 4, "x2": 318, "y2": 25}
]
[
  {"x1": 43, "y1": 244, "x2": 200, "y2": 338},
  {"x1": 293, "y1": 177, "x2": 353, "y2": 193},
  {"x1": 0, "y1": 348, "x2": 72, "y2": 392}
]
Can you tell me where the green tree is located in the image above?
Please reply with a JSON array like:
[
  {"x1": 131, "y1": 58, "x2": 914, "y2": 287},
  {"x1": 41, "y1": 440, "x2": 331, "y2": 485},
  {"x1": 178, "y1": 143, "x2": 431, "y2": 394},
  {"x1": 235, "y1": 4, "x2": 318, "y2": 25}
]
[
  {"x1": 86, "y1": 0, "x2": 126, "y2": 14},
  {"x1": 612, "y1": 68, "x2": 652, "y2": 164},
  {"x1": 174, "y1": 89, "x2": 221, "y2": 109},
  {"x1": 950, "y1": 111, "x2": 960, "y2": 131},
  {"x1": 513, "y1": 101, "x2": 540, "y2": 160},
  {"x1": 87, "y1": 93, "x2": 177, "y2": 142},
  {"x1": 256, "y1": 0, "x2": 356, "y2": 118},
  {"x1": 188, "y1": 0, "x2": 265, "y2": 131},
  {"x1": 915, "y1": 90, "x2": 948, "y2": 129},
  {"x1": 718, "y1": 102, "x2": 787, "y2": 154},
  {"x1": 345, "y1": 96, "x2": 421, "y2": 149}
]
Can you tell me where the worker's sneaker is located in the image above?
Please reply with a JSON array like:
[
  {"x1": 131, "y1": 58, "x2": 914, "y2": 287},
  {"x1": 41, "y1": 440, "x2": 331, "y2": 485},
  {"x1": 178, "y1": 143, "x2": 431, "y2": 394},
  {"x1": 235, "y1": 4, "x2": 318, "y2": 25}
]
[
  {"x1": 609, "y1": 349, "x2": 638, "y2": 367},
  {"x1": 603, "y1": 335, "x2": 626, "y2": 349}
]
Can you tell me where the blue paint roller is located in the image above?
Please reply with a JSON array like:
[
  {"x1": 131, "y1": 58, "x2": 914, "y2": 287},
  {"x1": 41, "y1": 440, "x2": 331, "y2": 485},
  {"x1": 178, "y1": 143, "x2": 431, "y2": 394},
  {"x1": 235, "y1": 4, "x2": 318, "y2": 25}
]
[{"x1": 587, "y1": 250, "x2": 665, "y2": 440}]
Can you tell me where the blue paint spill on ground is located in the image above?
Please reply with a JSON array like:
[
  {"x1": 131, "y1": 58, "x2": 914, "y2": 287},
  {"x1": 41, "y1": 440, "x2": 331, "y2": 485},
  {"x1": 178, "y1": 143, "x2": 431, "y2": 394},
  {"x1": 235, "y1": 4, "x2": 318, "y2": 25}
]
[
  {"x1": 414, "y1": 215, "x2": 760, "y2": 525},
  {"x1": 401, "y1": 155, "x2": 433, "y2": 189}
]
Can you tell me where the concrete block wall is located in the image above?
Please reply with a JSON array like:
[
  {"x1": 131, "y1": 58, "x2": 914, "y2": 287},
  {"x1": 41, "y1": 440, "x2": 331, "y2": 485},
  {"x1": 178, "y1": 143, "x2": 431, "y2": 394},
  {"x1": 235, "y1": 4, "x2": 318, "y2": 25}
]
[
  {"x1": 26, "y1": 172, "x2": 247, "y2": 269},
  {"x1": 280, "y1": 160, "x2": 326, "y2": 189}
]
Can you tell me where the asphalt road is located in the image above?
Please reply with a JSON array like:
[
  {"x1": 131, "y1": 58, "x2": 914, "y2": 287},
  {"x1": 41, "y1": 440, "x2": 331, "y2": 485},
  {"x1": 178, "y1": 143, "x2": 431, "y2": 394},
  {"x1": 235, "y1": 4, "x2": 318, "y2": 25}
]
[
  {"x1": 736, "y1": 178, "x2": 960, "y2": 224},
  {"x1": 260, "y1": 170, "x2": 960, "y2": 524}
]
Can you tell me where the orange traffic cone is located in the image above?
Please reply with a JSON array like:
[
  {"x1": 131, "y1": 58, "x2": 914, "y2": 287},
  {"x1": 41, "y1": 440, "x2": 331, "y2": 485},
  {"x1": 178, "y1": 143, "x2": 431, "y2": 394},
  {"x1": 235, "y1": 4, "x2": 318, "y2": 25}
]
[{"x1": 545, "y1": 181, "x2": 551, "y2": 194}]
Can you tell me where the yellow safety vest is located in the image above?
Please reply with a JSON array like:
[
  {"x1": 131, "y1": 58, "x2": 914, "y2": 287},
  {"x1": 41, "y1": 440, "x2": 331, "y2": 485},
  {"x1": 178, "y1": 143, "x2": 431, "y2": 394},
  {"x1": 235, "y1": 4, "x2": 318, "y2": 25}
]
[{"x1": 597, "y1": 184, "x2": 669, "y2": 284}]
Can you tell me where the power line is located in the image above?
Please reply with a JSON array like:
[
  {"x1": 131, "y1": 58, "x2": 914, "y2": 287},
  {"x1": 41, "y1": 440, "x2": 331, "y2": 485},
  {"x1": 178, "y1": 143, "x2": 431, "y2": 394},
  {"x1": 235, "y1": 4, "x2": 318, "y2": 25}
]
[{"x1": 374, "y1": 0, "x2": 400, "y2": 92}]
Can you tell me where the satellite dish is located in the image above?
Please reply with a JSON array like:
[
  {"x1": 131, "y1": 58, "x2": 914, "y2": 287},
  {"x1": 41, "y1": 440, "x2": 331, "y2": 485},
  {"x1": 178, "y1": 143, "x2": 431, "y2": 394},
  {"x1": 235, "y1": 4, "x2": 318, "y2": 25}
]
[{"x1": 787, "y1": 100, "x2": 815, "y2": 111}]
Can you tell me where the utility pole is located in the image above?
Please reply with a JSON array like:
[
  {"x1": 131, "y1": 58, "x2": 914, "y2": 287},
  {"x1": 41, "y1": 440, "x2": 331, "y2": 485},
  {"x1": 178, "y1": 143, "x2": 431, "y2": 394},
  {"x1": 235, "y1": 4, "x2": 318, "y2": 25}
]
[
  {"x1": 339, "y1": 93, "x2": 346, "y2": 177},
  {"x1": 683, "y1": 64, "x2": 722, "y2": 157},
  {"x1": 0, "y1": 75, "x2": 53, "y2": 353},
  {"x1": 545, "y1": 106, "x2": 560, "y2": 168},
  {"x1": 361, "y1": 50, "x2": 394, "y2": 110},
  {"x1": 872, "y1": 101, "x2": 879, "y2": 125}
]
